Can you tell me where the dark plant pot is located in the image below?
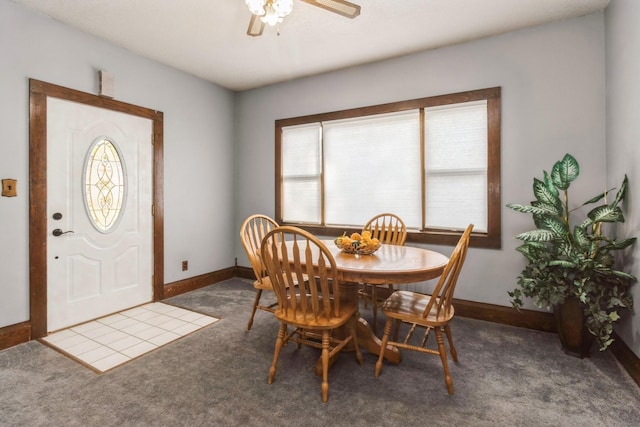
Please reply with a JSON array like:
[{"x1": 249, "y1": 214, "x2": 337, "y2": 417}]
[{"x1": 554, "y1": 297, "x2": 595, "y2": 358}]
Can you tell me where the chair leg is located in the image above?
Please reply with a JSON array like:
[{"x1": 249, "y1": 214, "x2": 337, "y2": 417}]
[
  {"x1": 351, "y1": 316, "x2": 364, "y2": 366},
  {"x1": 247, "y1": 289, "x2": 263, "y2": 330},
  {"x1": 435, "y1": 327, "x2": 454, "y2": 395},
  {"x1": 371, "y1": 285, "x2": 378, "y2": 332},
  {"x1": 393, "y1": 318, "x2": 401, "y2": 342},
  {"x1": 372, "y1": 284, "x2": 393, "y2": 334},
  {"x1": 321, "y1": 331, "x2": 330, "y2": 403},
  {"x1": 375, "y1": 318, "x2": 394, "y2": 377},
  {"x1": 268, "y1": 323, "x2": 287, "y2": 385},
  {"x1": 361, "y1": 284, "x2": 369, "y2": 308},
  {"x1": 444, "y1": 324, "x2": 458, "y2": 362}
]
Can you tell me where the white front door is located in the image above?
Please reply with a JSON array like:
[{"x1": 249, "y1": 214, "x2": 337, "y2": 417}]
[{"x1": 46, "y1": 97, "x2": 153, "y2": 332}]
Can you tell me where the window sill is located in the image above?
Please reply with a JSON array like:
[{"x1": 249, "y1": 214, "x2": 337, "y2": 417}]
[{"x1": 281, "y1": 224, "x2": 501, "y2": 249}]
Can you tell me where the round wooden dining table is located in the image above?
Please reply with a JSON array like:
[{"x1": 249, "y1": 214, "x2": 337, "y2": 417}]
[
  {"x1": 322, "y1": 240, "x2": 449, "y2": 285},
  {"x1": 320, "y1": 240, "x2": 449, "y2": 366}
]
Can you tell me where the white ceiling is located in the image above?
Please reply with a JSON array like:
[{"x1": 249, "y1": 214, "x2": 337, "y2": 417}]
[{"x1": 12, "y1": 0, "x2": 610, "y2": 91}]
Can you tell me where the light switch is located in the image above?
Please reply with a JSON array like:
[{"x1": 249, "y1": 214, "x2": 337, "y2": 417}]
[{"x1": 1, "y1": 179, "x2": 17, "y2": 197}]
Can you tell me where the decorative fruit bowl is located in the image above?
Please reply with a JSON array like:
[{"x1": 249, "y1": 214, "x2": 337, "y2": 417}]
[{"x1": 334, "y1": 231, "x2": 381, "y2": 255}]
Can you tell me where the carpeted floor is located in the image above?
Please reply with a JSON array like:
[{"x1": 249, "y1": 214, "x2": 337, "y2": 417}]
[{"x1": 1, "y1": 278, "x2": 639, "y2": 426}]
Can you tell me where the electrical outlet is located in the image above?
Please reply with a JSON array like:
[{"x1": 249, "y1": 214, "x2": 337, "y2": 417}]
[{"x1": 182, "y1": 260, "x2": 188, "y2": 271}]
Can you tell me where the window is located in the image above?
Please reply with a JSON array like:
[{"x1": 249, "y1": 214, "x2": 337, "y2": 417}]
[{"x1": 276, "y1": 87, "x2": 501, "y2": 248}]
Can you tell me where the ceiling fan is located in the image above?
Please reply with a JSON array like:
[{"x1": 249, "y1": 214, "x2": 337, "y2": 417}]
[{"x1": 245, "y1": 0, "x2": 361, "y2": 37}]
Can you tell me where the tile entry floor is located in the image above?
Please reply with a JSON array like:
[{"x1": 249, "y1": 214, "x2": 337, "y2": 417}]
[{"x1": 41, "y1": 302, "x2": 219, "y2": 373}]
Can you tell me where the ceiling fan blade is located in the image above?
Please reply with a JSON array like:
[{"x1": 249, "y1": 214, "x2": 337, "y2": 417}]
[
  {"x1": 247, "y1": 14, "x2": 265, "y2": 37},
  {"x1": 299, "y1": 0, "x2": 361, "y2": 19}
]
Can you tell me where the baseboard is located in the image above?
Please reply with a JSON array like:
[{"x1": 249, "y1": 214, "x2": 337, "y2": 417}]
[
  {"x1": 453, "y1": 298, "x2": 556, "y2": 332},
  {"x1": 163, "y1": 266, "x2": 237, "y2": 299},
  {"x1": 0, "y1": 321, "x2": 30, "y2": 351},
  {"x1": 610, "y1": 331, "x2": 640, "y2": 388},
  {"x1": 235, "y1": 265, "x2": 255, "y2": 281},
  {"x1": 1, "y1": 267, "x2": 638, "y2": 388}
]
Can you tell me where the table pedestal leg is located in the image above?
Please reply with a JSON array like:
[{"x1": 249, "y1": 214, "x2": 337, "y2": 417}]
[
  {"x1": 355, "y1": 317, "x2": 401, "y2": 362},
  {"x1": 312, "y1": 281, "x2": 401, "y2": 376},
  {"x1": 314, "y1": 315, "x2": 401, "y2": 377}
]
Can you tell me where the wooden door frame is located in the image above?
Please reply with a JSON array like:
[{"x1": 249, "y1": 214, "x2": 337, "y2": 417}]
[{"x1": 29, "y1": 79, "x2": 164, "y2": 338}]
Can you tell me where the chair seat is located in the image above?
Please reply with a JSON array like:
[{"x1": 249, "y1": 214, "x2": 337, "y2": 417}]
[
  {"x1": 254, "y1": 273, "x2": 306, "y2": 291},
  {"x1": 382, "y1": 290, "x2": 455, "y2": 326},
  {"x1": 253, "y1": 276, "x2": 274, "y2": 291},
  {"x1": 275, "y1": 299, "x2": 359, "y2": 330}
]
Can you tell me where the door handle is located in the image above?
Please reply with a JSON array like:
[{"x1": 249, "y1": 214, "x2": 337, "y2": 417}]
[{"x1": 52, "y1": 228, "x2": 74, "y2": 237}]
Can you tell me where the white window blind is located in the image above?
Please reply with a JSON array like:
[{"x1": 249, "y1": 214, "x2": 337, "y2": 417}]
[
  {"x1": 424, "y1": 100, "x2": 488, "y2": 232},
  {"x1": 279, "y1": 96, "x2": 493, "y2": 236},
  {"x1": 281, "y1": 123, "x2": 321, "y2": 224},
  {"x1": 323, "y1": 110, "x2": 422, "y2": 227}
]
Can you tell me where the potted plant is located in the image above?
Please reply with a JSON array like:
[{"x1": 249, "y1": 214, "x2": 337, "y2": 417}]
[{"x1": 506, "y1": 153, "x2": 636, "y2": 356}]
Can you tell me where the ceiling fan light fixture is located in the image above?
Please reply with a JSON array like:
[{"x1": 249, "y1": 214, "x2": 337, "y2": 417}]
[
  {"x1": 274, "y1": 0, "x2": 294, "y2": 15},
  {"x1": 246, "y1": 0, "x2": 294, "y2": 27},
  {"x1": 246, "y1": 0, "x2": 360, "y2": 37},
  {"x1": 245, "y1": 0, "x2": 266, "y2": 16}
]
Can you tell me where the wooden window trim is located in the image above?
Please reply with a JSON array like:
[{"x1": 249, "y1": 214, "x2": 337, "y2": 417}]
[{"x1": 275, "y1": 87, "x2": 501, "y2": 249}]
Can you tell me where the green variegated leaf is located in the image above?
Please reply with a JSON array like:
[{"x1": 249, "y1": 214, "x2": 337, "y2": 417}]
[
  {"x1": 506, "y1": 203, "x2": 556, "y2": 216},
  {"x1": 600, "y1": 339, "x2": 614, "y2": 350},
  {"x1": 506, "y1": 203, "x2": 528, "y2": 212},
  {"x1": 613, "y1": 175, "x2": 628, "y2": 207},
  {"x1": 609, "y1": 297, "x2": 622, "y2": 307},
  {"x1": 556, "y1": 240, "x2": 575, "y2": 257},
  {"x1": 533, "y1": 178, "x2": 562, "y2": 209},
  {"x1": 601, "y1": 237, "x2": 637, "y2": 251},
  {"x1": 515, "y1": 229, "x2": 555, "y2": 242},
  {"x1": 549, "y1": 259, "x2": 578, "y2": 268},
  {"x1": 582, "y1": 190, "x2": 611, "y2": 206},
  {"x1": 515, "y1": 243, "x2": 543, "y2": 261},
  {"x1": 515, "y1": 241, "x2": 548, "y2": 257},
  {"x1": 588, "y1": 205, "x2": 624, "y2": 223},
  {"x1": 582, "y1": 190, "x2": 609, "y2": 206},
  {"x1": 611, "y1": 270, "x2": 637, "y2": 281},
  {"x1": 551, "y1": 153, "x2": 579, "y2": 190},
  {"x1": 579, "y1": 217, "x2": 594, "y2": 229},
  {"x1": 531, "y1": 200, "x2": 563, "y2": 216},
  {"x1": 533, "y1": 214, "x2": 546, "y2": 230},
  {"x1": 537, "y1": 215, "x2": 568, "y2": 235},
  {"x1": 514, "y1": 244, "x2": 531, "y2": 258},
  {"x1": 543, "y1": 170, "x2": 559, "y2": 197},
  {"x1": 573, "y1": 225, "x2": 589, "y2": 249},
  {"x1": 523, "y1": 241, "x2": 548, "y2": 250}
]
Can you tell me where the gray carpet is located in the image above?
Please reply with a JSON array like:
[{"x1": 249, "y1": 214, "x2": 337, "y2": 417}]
[{"x1": 1, "y1": 278, "x2": 639, "y2": 426}]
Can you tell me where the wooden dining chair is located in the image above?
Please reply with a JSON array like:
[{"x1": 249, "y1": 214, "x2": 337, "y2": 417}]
[
  {"x1": 239, "y1": 214, "x2": 280, "y2": 330},
  {"x1": 359, "y1": 213, "x2": 407, "y2": 331},
  {"x1": 261, "y1": 226, "x2": 363, "y2": 403},
  {"x1": 374, "y1": 224, "x2": 473, "y2": 395}
]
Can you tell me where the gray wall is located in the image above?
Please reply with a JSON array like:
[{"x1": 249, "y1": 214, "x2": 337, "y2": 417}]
[
  {"x1": 0, "y1": 0, "x2": 236, "y2": 327},
  {"x1": 606, "y1": 0, "x2": 640, "y2": 356}
]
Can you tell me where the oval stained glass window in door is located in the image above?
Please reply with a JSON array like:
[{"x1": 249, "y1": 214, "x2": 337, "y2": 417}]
[{"x1": 83, "y1": 137, "x2": 127, "y2": 232}]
